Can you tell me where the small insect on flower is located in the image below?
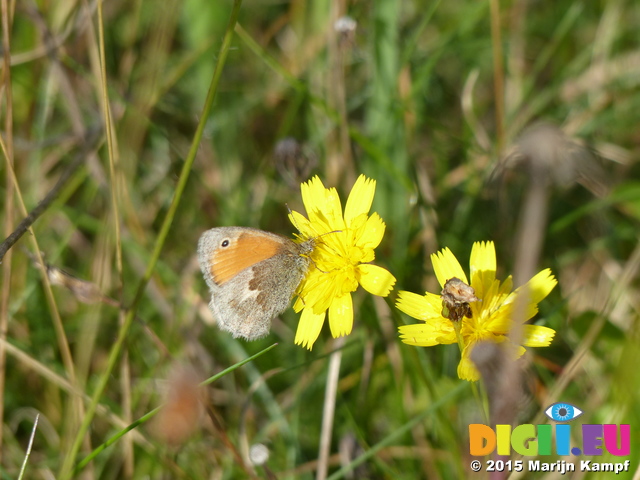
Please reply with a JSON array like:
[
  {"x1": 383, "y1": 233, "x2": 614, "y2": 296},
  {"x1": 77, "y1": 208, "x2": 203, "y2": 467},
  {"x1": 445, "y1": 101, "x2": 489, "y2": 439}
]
[
  {"x1": 440, "y1": 277, "x2": 479, "y2": 322},
  {"x1": 396, "y1": 241, "x2": 556, "y2": 381}
]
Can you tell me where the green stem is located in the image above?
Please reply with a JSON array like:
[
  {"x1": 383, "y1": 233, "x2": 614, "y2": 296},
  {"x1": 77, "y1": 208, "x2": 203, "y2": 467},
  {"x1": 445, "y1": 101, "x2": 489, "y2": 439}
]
[{"x1": 453, "y1": 320, "x2": 465, "y2": 352}]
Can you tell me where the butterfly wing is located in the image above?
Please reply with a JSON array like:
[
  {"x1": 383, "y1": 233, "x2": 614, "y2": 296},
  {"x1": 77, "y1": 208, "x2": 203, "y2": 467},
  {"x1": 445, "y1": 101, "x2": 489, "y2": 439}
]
[{"x1": 197, "y1": 227, "x2": 311, "y2": 340}]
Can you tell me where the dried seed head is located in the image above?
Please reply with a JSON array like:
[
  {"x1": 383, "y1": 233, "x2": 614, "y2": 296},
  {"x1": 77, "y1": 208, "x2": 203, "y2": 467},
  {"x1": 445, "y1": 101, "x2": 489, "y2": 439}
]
[
  {"x1": 150, "y1": 366, "x2": 204, "y2": 445},
  {"x1": 249, "y1": 443, "x2": 270, "y2": 466},
  {"x1": 334, "y1": 16, "x2": 357, "y2": 46},
  {"x1": 334, "y1": 16, "x2": 357, "y2": 35},
  {"x1": 470, "y1": 341, "x2": 532, "y2": 425},
  {"x1": 273, "y1": 138, "x2": 318, "y2": 189},
  {"x1": 494, "y1": 122, "x2": 608, "y2": 195}
]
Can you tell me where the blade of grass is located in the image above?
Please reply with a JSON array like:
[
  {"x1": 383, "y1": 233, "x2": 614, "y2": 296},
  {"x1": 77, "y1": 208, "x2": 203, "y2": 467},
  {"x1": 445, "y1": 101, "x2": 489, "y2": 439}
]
[
  {"x1": 234, "y1": 23, "x2": 413, "y2": 191},
  {"x1": 93, "y1": 0, "x2": 134, "y2": 471},
  {"x1": 0, "y1": 0, "x2": 14, "y2": 464},
  {"x1": 57, "y1": 1, "x2": 245, "y2": 477},
  {"x1": 490, "y1": 0, "x2": 505, "y2": 153},
  {"x1": 511, "y1": 2, "x2": 583, "y2": 129},
  {"x1": 0, "y1": 100, "x2": 83, "y2": 452},
  {"x1": 326, "y1": 381, "x2": 469, "y2": 480},
  {"x1": 0, "y1": 336, "x2": 149, "y2": 443},
  {"x1": 17, "y1": 414, "x2": 39, "y2": 480}
]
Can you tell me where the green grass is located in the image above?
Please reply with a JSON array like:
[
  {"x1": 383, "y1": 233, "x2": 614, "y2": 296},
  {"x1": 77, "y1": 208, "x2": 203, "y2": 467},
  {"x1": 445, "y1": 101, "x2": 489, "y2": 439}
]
[{"x1": 2, "y1": 0, "x2": 640, "y2": 479}]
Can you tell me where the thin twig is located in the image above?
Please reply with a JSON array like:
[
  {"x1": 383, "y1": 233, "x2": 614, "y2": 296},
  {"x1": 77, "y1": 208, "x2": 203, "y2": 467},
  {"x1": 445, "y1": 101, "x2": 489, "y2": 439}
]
[
  {"x1": 0, "y1": 129, "x2": 101, "y2": 263},
  {"x1": 0, "y1": 115, "x2": 84, "y2": 452},
  {"x1": 204, "y1": 404, "x2": 259, "y2": 479}
]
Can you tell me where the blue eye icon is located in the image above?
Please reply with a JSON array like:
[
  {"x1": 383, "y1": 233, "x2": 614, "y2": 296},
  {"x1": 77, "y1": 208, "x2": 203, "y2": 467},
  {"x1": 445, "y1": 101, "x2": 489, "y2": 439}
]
[{"x1": 545, "y1": 402, "x2": 583, "y2": 422}]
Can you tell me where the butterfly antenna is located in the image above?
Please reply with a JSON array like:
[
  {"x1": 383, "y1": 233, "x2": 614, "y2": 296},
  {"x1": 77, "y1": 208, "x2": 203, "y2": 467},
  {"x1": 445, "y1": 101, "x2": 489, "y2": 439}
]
[{"x1": 285, "y1": 203, "x2": 304, "y2": 235}]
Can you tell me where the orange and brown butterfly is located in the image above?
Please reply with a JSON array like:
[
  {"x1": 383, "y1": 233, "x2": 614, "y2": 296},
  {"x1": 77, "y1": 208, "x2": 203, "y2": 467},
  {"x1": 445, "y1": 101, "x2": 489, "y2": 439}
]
[{"x1": 197, "y1": 227, "x2": 314, "y2": 340}]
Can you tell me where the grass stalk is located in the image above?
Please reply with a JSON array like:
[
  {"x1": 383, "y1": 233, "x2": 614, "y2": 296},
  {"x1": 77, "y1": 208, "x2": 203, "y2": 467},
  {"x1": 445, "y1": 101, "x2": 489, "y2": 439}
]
[
  {"x1": 0, "y1": 0, "x2": 14, "y2": 464},
  {"x1": 17, "y1": 414, "x2": 39, "y2": 480},
  {"x1": 316, "y1": 336, "x2": 345, "y2": 480},
  {"x1": 489, "y1": 0, "x2": 505, "y2": 152},
  {"x1": 57, "y1": 1, "x2": 245, "y2": 476},
  {"x1": 73, "y1": 343, "x2": 277, "y2": 475},
  {"x1": 326, "y1": 382, "x2": 469, "y2": 480}
]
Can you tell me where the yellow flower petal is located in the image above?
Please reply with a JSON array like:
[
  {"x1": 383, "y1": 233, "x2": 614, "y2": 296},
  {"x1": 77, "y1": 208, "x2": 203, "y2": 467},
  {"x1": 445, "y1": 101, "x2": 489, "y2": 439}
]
[
  {"x1": 300, "y1": 269, "x2": 342, "y2": 314},
  {"x1": 482, "y1": 309, "x2": 513, "y2": 334},
  {"x1": 503, "y1": 270, "x2": 557, "y2": 324},
  {"x1": 521, "y1": 325, "x2": 556, "y2": 347},
  {"x1": 300, "y1": 176, "x2": 325, "y2": 213},
  {"x1": 474, "y1": 278, "x2": 506, "y2": 321},
  {"x1": 302, "y1": 177, "x2": 345, "y2": 230},
  {"x1": 470, "y1": 241, "x2": 496, "y2": 274},
  {"x1": 289, "y1": 210, "x2": 314, "y2": 237},
  {"x1": 358, "y1": 264, "x2": 396, "y2": 296},
  {"x1": 457, "y1": 355, "x2": 480, "y2": 382},
  {"x1": 358, "y1": 213, "x2": 385, "y2": 249},
  {"x1": 469, "y1": 241, "x2": 496, "y2": 301},
  {"x1": 519, "y1": 268, "x2": 557, "y2": 304},
  {"x1": 399, "y1": 322, "x2": 456, "y2": 346},
  {"x1": 344, "y1": 175, "x2": 375, "y2": 224},
  {"x1": 328, "y1": 294, "x2": 353, "y2": 338},
  {"x1": 502, "y1": 275, "x2": 514, "y2": 294},
  {"x1": 431, "y1": 247, "x2": 468, "y2": 287},
  {"x1": 295, "y1": 307, "x2": 326, "y2": 350},
  {"x1": 396, "y1": 291, "x2": 442, "y2": 321}
]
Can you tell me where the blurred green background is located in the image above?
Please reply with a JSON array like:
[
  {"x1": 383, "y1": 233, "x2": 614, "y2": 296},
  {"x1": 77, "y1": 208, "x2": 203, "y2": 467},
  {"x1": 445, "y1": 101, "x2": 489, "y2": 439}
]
[{"x1": 2, "y1": 0, "x2": 639, "y2": 478}]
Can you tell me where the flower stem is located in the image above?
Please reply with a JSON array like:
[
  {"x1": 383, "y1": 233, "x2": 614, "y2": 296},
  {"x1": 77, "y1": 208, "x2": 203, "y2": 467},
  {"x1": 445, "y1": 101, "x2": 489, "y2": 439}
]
[{"x1": 453, "y1": 320, "x2": 465, "y2": 353}]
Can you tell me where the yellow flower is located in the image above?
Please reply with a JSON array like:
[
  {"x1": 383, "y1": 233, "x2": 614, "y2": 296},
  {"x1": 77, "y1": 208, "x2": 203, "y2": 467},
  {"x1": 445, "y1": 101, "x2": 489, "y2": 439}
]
[
  {"x1": 397, "y1": 241, "x2": 556, "y2": 381},
  {"x1": 289, "y1": 175, "x2": 396, "y2": 349}
]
